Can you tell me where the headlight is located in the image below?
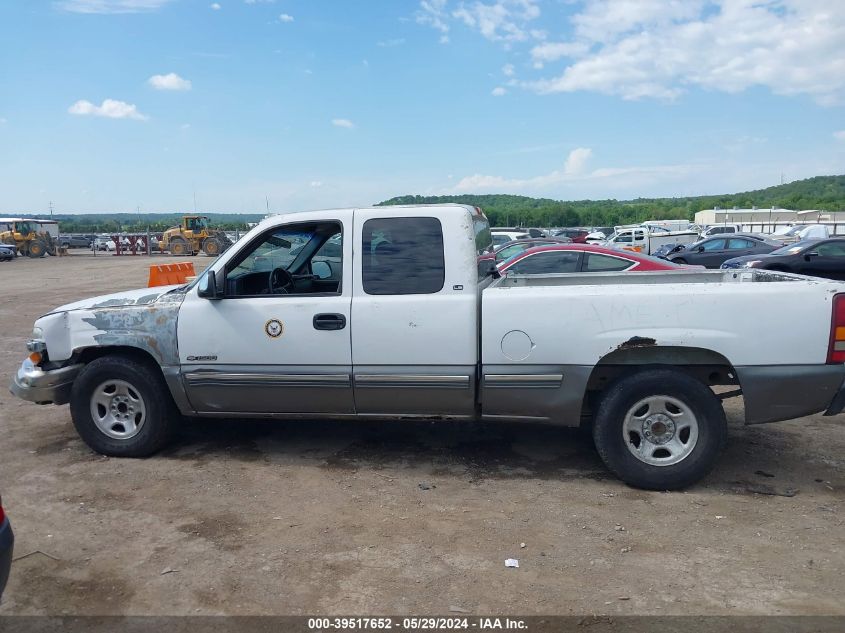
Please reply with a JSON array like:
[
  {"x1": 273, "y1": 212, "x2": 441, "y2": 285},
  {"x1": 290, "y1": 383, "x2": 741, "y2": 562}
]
[
  {"x1": 743, "y1": 260, "x2": 762, "y2": 268},
  {"x1": 31, "y1": 326, "x2": 43, "y2": 339}
]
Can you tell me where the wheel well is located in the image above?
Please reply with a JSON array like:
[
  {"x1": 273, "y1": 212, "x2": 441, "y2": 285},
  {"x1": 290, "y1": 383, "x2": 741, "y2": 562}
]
[
  {"x1": 580, "y1": 346, "x2": 740, "y2": 426},
  {"x1": 75, "y1": 345, "x2": 163, "y2": 374}
]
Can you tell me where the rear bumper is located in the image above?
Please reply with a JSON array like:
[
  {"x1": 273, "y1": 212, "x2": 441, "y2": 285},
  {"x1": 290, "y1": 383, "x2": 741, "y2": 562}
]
[
  {"x1": 736, "y1": 364, "x2": 845, "y2": 424},
  {"x1": 8, "y1": 358, "x2": 83, "y2": 405},
  {"x1": 825, "y1": 378, "x2": 845, "y2": 416},
  {"x1": 0, "y1": 517, "x2": 13, "y2": 600}
]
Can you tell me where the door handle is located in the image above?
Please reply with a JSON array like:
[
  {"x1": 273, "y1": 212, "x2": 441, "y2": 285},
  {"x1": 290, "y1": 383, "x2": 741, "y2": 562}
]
[{"x1": 313, "y1": 313, "x2": 347, "y2": 331}]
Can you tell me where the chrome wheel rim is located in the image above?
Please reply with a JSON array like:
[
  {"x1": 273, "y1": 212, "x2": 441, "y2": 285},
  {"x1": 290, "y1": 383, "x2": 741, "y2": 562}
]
[
  {"x1": 90, "y1": 379, "x2": 147, "y2": 440},
  {"x1": 622, "y1": 395, "x2": 699, "y2": 466}
]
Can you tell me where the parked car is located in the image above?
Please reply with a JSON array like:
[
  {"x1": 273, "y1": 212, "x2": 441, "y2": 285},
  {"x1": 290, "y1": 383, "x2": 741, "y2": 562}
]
[
  {"x1": 721, "y1": 238, "x2": 845, "y2": 280},
  {"x1": 0, "y1": 244, "x2": 16, "y2": 261},
  {"x1": 554, "y1": 228, "x2": 590, "y2": 243},
  {"x1": 769, "y1": 224, "x2": 830, "y2": 245},
  {"x1": 0, "y1": 495, "x2": 13, "y2": 601},
  {"x1": 58, "y1": 235, "x2": 92, "y2": 249},
  {"x1": 491, "y1": 229, "x2": 530, "y2": 246},
  {"x1": 493, "y1": 237, "x2": 572, "y2": 263},
  {"x1": 499, "y1": 244, "x2": 691, "y2": 274},
  {"x1": 667, "y1": 234, "x2": 783, "y2": 268},
  {"x1": 526, "y1": 228, "x2": 548, "y2": 238},
  {"x1": 700, "y1": 224, "x2": 742, "y2": 238}
]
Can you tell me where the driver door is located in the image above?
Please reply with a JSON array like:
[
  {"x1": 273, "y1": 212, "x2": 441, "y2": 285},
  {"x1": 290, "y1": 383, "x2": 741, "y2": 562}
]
[{"x1": 177, "y1": 211, "x2": 354, "y2": 415}]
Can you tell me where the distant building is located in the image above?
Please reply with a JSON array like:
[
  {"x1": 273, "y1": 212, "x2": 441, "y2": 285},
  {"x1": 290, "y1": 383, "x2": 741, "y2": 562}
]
[{"x1": 695, "y1": 207, "x2": 845, "y2": 225}]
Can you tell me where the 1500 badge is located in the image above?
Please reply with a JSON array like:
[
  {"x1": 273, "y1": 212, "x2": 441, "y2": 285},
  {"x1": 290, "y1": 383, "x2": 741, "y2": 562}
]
[{"x1": 186, "y1": 355, "x2": 218, "y2": 362}]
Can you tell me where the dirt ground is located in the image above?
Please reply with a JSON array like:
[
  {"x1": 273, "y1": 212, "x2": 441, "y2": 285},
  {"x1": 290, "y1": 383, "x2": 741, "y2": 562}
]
[{"x1": 0, "y1": 252, "x2": 843, "y2": 616}]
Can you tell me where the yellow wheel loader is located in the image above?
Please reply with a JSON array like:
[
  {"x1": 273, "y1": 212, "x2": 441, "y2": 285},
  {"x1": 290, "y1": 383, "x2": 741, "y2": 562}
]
[
  {"x1": 0, "y1": 220, "x2": 57, "y2": 258},
  {"x1": 158, "y1": 215, "x2": 233, "y2": 257}
]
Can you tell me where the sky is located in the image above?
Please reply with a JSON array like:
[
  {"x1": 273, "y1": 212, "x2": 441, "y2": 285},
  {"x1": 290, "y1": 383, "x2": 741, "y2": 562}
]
[{"x1": 0, "y1": 0, "x2": 844, "y2": 214}]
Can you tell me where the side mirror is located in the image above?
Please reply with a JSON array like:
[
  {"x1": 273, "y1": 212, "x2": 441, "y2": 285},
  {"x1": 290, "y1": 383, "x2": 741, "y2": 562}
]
[
  {"x1": 805, "y1": 251, "x2": 819, "y2": 259},
  {"x1": 697, "y1": 246, "x2": 705, "y2": 252},
  {"x1": 197, "y1": 270, "x2": 224, "y2": 299},
  {"x1": 312, "y1": 261, "x2": 331, "y2": 280}
]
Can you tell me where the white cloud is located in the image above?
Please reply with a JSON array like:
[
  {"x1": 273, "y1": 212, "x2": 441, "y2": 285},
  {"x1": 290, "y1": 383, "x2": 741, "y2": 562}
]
[
  {"x1": 502, "y1": 63, "x2": 514, "y2": 76},
  {"x1": 58, "y1": 0, "x2": 172, "y2": 13},
  {"x1": 68, "y1": 99, "x2": 148, "y2": 121},
  {"x1": 530, "y1": 41, "x2": 589, "y2": 65},
  {"x1": 210, "y1": 2, "x2": 221, "y2": 9},
  {"x1": 148, "y1": 72, "x2": 192, "y2": 91},
  {"x1": 835, "y1": 131, "x2": 845, "y2": 142},
  {"x1": 244, "y1": 0, "x2": 275, "y2": 4},
  {"x1": 377, "y1": 38, "x2": 405, "y2": 47},
  {"x1": 521, "y1": 1, "x2": 845, "y2": 105},
  {"x1": 417, "y1": 0, "x2": 451, "y2": 39},
  {"x1": 491, "y1": 86, "x2": 507, "y2": 96},
  {"x1": 332, "y1": 118, "x2": 355, "y2": 129},
  {"x1": 278, "y1": 13, "x2": 294, "y2": 23},
  {"x1": 452, "y1": 0, "x2": 541, "y2": 43},
  {"x1": 563, "y1": 147, "x2": 592, "y2": 175},
  {"x1": 0, "y1": 117, "x2": 6, "y2": 124},
  {"x1": 452, "y1": 147, "x2": 694, "y2": 194},
  {"x1": 310, "y1": 181, "x2": 323, "y2": 188},
  {"x1": 180, "y1": 123, "x2": 191, "y2": 129}
]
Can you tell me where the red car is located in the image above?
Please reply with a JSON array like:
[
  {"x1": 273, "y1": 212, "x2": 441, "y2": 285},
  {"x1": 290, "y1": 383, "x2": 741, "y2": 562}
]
[{"x1": 499, "y1": 244, "x2": 690, "y2": 274}]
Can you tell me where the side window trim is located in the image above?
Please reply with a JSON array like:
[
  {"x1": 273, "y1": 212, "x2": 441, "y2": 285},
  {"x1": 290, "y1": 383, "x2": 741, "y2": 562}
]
[{"x1": 222, "y1": 220, "x2": 344, "y2": 299}]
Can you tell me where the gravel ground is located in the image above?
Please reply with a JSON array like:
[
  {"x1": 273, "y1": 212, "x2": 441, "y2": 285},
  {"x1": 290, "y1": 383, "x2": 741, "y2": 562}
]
[{"x1": 0, "y1": 253, "x2": 843, "y2": 616}]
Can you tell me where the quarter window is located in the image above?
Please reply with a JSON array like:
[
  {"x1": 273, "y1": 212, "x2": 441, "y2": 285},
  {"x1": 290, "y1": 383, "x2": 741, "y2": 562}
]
[
  {"x1": 816, "y1": 242, "x2": 845, "y2": 257},
  {"x1": 362, "y1": 217, "x2": 445, "y2": 295},
  {"x1": 583, "y1": 253, "x2": 633, "y2": 272}
]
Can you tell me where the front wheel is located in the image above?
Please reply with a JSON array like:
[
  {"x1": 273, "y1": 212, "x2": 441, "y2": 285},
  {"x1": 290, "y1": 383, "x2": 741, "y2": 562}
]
[
  {"x1": 70, "y1": 356, "x2": 178, "y2": 457},
  {"x1": 202, "y1": 238, "x2": 221, "y2": 256},
  {"x1": 592, "y1": 369, "x2": 727, "y2": 490}
]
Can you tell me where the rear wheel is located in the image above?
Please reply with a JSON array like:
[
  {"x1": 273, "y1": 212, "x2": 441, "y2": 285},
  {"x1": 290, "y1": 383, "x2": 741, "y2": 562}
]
[
  {"x1": 169, "y1": 238, "x2": 188, "y2": 256},
  {"x1": 592, "y1": 369, "x2": 727, "y2": 490},
  {"x1": 70, "y1": 356, "x2": 178, "y2": 457}
]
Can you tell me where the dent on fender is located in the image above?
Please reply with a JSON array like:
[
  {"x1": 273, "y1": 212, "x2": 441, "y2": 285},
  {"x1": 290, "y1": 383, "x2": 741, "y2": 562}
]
[{"x1": 77, "y1": 291, "x2": 186, "y2": 366}]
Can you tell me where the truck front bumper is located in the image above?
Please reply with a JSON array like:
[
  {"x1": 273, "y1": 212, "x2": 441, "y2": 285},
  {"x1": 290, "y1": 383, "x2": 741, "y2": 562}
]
[{"x1": 9, "y1": 358, "x2": 83, "y2": 405}]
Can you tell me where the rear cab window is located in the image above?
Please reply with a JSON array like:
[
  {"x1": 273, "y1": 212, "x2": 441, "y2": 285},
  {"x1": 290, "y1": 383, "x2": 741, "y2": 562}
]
[{"x1": 362, "y1": 217, "x2": 445, "y2": 295}]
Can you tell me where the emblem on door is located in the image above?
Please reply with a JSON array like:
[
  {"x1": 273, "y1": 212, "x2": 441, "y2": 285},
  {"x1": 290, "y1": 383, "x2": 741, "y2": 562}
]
[{"x1": 265, "y1": 319, "x2": 284, "y2": 338}]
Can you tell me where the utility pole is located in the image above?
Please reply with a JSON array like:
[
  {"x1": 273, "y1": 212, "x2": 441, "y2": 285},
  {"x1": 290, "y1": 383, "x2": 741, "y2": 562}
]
[{"x1": 48, "y1": 201, "x2": 54, "y2": 218}]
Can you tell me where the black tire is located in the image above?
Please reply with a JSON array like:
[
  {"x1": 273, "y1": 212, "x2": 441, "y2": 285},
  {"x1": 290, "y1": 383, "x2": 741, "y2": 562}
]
[
  {"x1": 70, "y1": 356, "x2": 178, "y2": 457},
  {"x1": 592, "y1": 369, "x2": 727, "y2": 490},
  {"x1": 169, "y1": 238, "x2": 188, "y2": 256},
  {"x1": 202, "y1": 238, "x2": 221, "y2": 256}
]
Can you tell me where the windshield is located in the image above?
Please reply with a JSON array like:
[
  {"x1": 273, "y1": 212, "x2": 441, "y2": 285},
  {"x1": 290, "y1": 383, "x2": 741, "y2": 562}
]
[
  {"x1": 17, "y1": 221, "x2": 35, "y2": 233},
  {"x1": 769, "y1": 240, "x2": 816, "y2": 256}
]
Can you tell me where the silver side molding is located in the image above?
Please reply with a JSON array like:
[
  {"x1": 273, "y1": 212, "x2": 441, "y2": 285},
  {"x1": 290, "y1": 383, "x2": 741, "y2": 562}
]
[
  {"x1": 354, "y1": 374, "x2": 471, "y2": 389},
  {"x1": 184, "y1": 372, "x2": 351, "y2": 388},
  {"x1": 483, "y1": 374, "x2": 563, "y2": 389}
]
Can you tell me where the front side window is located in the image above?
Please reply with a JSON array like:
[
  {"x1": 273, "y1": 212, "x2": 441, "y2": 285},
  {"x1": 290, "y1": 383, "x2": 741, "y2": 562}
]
[
  {"x1": 816, "y1": 242, "x2": 845, "y2": 257},
  {"x1": 701, "y1": 239, "x2": 726, "y2": 251},
  {"x1": 225, "y1": 221, "x2": 342, "y2": 296},
  {"x1": 509, "y1": 251, "x2": 581, "y2": 274},
  {"x1": 362, "y1": 217, "x2": 445, "y2": 295}
]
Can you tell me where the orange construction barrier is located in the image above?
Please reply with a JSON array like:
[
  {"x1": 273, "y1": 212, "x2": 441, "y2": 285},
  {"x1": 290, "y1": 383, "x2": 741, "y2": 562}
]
[{"x1": 148, "y1": 262, "x2": 196, "y2": 287}]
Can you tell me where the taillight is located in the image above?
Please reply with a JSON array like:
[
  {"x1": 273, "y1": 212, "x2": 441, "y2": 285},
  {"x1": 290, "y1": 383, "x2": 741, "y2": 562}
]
[
  {"x1": 828, "y1": 294, "x2": 845, "y2": 363},
  {"x1": 0, "y1": 498, "x2": 5, "y2": 524}
]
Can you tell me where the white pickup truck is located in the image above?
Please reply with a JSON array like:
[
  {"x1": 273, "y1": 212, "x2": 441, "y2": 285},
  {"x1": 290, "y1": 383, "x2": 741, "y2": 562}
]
[{"x1": 11, "y1": 204, "x2": 845, "y2": 489}]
